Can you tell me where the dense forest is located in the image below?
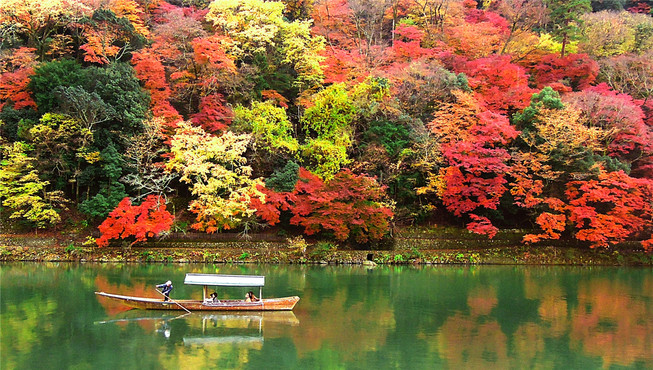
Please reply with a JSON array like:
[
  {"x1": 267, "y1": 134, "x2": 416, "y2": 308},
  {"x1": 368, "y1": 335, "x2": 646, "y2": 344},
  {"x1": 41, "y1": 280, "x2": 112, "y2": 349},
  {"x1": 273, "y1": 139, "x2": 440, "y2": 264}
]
[{"x1": 1, "y1": 0, "x2": 652, "y2": 250}]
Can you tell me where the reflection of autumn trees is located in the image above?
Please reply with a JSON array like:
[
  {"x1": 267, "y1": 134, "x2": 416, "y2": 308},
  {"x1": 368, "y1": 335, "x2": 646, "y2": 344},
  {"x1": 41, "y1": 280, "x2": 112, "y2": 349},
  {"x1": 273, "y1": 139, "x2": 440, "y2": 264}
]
[
  {"x1": 291, "y1": 284, "x2": 395, "y2": 358},
  {"x1": 525, "y1": 273, "x2": 568, "y2": 336},
  {"x1": 467, "y1": 285, "x2": 497, "y2": 317},
  {"x1": 436, "y1": 285, "x2": 510, "y2": 368},
  {"x1": 438, "y1": 314, "x2": 508, "y2": 368},
  {"x1": 87, "y1": 265, "x2": 653, "y2": 368},
  {"x1": 94, "y1": 275, "x2": 150, "y2": 316},
  {"x1": 570, "y1": 278, "x2": 653, "y2": 368},
  {"x1": 523, "y1": 269, "x2": 653, "y2": 367},
  {"x1": 4, "y1": 264, "x2": 653, "y2": 368},
  {"x1": 1, "y1": 296, "x2": 57, "y2": 369},
  {"x1": 428, "y1": 268, "x2": 652, "y2": 368}
]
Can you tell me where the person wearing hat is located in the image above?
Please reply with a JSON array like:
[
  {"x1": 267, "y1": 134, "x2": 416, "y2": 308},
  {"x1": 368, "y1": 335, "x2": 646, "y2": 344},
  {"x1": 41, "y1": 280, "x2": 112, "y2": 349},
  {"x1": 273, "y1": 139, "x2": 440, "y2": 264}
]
[{"x1": 156, "y1": 280, "x2": 173, "y2": 301}]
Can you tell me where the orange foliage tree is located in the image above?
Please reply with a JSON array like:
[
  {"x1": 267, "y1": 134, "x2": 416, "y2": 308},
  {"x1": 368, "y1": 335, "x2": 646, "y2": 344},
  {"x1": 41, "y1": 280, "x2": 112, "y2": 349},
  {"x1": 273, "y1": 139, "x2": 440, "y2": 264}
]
[
  {"x1": 80, "y1": 0, "x2": 150, "y2": 64},
  {"x1": 565, "y1": 170, "x2": 653, "y2": 249},
  {"x1": 182, "y1": 35, "x2": 238, "y2": 133},
  {"x1": 511, "y1": 88, "x2": 653, "y2": 249},
  {"x1": 443, "y1": 1, "x2": 509, "y2": 59},
  {"x1": 521, "y1": 169, "x2": 653, "y2": 251},
  {"x1": 0, "y1": 0, "x2": 90, "y2": 60}
]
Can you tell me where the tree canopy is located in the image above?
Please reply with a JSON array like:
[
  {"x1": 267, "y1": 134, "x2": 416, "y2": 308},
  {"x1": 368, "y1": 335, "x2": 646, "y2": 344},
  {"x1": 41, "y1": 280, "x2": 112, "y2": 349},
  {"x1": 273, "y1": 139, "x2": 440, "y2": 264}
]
[{"x1": 1, "y1": 0, "x2": 652, "y2": 249}]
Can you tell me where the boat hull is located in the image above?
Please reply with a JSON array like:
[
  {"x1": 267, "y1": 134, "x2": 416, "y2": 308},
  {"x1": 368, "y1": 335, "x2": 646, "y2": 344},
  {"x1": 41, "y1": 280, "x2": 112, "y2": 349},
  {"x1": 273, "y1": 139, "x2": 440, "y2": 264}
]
[{"x1": 95, "y1": 292, "x2": 300, "y2": 311}]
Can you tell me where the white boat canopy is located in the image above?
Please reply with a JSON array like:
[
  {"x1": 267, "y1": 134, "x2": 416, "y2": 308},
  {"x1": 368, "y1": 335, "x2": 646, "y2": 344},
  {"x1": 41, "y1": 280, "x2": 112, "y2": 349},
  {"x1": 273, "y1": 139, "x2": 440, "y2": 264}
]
[{"x1": 184, "y1": 274, "x2": 265, "y2": 287}]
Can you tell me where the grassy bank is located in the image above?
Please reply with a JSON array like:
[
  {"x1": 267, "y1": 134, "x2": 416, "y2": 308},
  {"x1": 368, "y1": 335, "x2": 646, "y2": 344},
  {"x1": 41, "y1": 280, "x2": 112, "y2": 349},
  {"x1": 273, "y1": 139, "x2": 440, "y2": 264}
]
[{"x1": 1, "y1": 227, "x2": 651, "y2": 266}]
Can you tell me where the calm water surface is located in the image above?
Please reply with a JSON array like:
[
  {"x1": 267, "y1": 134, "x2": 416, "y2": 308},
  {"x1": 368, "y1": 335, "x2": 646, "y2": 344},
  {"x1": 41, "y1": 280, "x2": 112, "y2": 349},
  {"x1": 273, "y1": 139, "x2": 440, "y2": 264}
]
[{"x1": 1, "y1": 263, "x2": 651, "y2": 369}]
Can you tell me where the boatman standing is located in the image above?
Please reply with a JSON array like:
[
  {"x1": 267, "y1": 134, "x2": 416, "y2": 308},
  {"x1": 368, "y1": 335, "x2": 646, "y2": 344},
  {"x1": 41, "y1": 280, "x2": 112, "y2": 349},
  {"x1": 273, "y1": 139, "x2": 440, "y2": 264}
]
[{"x1": 156, "y1": 280, "x2": 173, "y2": 301}]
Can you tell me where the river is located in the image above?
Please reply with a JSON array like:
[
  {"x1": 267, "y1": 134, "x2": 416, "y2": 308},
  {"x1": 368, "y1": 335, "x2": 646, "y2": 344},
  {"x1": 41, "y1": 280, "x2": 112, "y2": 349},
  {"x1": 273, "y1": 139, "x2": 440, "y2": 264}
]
[{"x1": 1, "y1": 263, "x2": 651, "y2": 369}]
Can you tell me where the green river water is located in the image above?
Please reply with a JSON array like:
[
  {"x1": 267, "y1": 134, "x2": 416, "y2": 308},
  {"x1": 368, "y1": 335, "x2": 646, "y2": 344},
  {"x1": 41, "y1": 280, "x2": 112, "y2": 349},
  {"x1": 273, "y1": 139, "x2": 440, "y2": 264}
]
[{"x1": 1, "y1": 263, "x2": 651, "y2": 369}]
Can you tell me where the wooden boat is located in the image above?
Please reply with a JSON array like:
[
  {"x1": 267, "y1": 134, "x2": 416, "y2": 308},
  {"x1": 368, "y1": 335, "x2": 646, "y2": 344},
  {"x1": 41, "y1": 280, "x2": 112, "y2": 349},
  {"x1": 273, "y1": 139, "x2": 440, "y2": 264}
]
[{"x1": 95, "y1": 273, "x2": 300, "y2": 311}]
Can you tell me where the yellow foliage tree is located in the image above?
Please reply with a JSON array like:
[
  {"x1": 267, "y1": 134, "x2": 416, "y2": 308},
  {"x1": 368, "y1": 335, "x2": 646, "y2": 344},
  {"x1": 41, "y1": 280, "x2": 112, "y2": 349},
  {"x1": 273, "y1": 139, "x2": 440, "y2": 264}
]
[
  {"x1": 206, "y1": 0, "x2": 324, "y2": 95},
  {"x1": 524, "y1": 106, "x2": 609, "y2": 169},
  {"x1": 167, "y1": 122, "x2": 263, "y2": 232}
]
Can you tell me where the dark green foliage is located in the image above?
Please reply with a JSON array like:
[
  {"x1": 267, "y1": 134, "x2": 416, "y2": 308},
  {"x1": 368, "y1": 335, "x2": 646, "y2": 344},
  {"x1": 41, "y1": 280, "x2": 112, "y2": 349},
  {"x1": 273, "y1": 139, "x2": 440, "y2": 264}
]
[
  {"x1": 363, "y1": 119, "x2": 412, "y2": 157},
  {"x1": 27, "y1": 60, "x2": 148, "y2": 211},
  {"x1": 84, "y1": 8, "x2": 146, "y2": 52},
  {"x1": 266, "y1": 161, "x2": 300, "y2": 192},
  {"x1": 78, "y1": 144, "x2": 127, "y2": 218},
  {"x1": 388, "y1": 172, "x2": 423, "y2": 208},
  {"x1": 167, "y1": 0, "x2": 211, "y2": 8},
  {"x1": 29, "y1": 61, "x2": 149, "y2": 141},
  {"x1": 78, "y1": 183, "x2": 128, "y2": 219},
  {"x1": 82, "y1": 62, "x2": 149, "y2": 138},
  {"x1": 29, "y1": 60, "x2": 86, "y2": 113},
  {"x1": 572, "y1": 153, "x2": 631, "y2": 174},
  {"x1": 91, "y1": 9, "x2": 132, "y2": 28},
  {"x1": 545, "y1": 0, "x2": 592, "y2": 56},
  {"x1": 455, "y1": 73, "x2": 471, "y2": 92},
  {"x1": 512, "y1": 87, "x2": 564, "y2": 129},
  {"x1": 0, "y1": 107, "x2": 39, "y2": 142},
  {"x1": 99, "y1": 144, "x2": 124, "y2": 181},
  {"x1": 55, "y1": 86, "x2": 114, "y2": 127},
  {"x1": 247, "y1": 53, "x2": 296, "y2": 102},
  {"x1": 25, "y1": 113, "x2": 92, "y2": 192},
  {"x1": 590, "y1": 0, "x2": 625, "y2": 11}
]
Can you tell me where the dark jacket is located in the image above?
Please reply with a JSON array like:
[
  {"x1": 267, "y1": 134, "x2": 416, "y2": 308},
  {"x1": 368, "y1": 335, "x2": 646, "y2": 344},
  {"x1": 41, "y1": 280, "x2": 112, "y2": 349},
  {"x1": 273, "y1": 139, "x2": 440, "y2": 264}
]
[{"x1": 156, "y1": 283, "x2": 173, "y2": 294}]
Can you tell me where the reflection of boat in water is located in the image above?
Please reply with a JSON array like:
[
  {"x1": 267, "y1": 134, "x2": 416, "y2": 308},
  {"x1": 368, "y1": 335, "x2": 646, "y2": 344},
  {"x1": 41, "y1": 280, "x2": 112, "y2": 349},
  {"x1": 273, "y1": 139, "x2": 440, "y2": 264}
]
[
  {"x1": 95, "y1": 310, "x2": 299, "y2": 345},
  {"x1": 95, "y1": 310, "x2": 189, "y2": 325},
  {"x1": 96, "y1": 311, "x2": 300, "y2": 326},
  {"x1": 183, "y1": 312, "x2": 301, "y2": 347},
  {"x1": 183, "y1": 335, "x2": 263, "y2": 346},
  {"x1": 96, "y1": 274, "x2": 300, "y2": 311},
  {"x1": 194, "y1": 311, "x2": 300, "y2": 326}
]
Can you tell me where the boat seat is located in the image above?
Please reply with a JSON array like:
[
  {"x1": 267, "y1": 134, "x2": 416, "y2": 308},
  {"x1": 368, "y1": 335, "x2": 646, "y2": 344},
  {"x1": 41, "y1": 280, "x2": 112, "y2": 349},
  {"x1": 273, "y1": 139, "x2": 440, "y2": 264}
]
[{"x1": 202, "y1": 300, "x2": 224, "y2": 306}]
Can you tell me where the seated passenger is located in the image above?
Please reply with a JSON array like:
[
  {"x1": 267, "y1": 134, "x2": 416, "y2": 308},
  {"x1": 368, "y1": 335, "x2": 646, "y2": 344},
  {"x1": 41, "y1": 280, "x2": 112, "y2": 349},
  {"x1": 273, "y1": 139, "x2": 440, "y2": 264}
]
[
  {"x1": 204, "y1": 292, "x2": 219, "y2": 304},
  {"x1": 245, "y1": 291, "x2": 259, "y2": 302}
]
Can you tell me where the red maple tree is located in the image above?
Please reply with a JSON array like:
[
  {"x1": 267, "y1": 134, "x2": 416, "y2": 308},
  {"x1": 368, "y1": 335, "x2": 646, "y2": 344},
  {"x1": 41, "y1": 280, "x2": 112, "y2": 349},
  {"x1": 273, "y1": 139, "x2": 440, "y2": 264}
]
[
  {"x1": 131, "y1": 47, "x2": 182, "y2": 128},
  {"x1": 455, "y1": 54, "x2": 536, "y2": 114},
  {"x1": 96, "y1": 195, "x2": 174, "y2": 247},
  {"x1": 252, "y1": 168, "x2": 394, "y2": 243},
  {"x1": 0, "y1": 47, "x2": 38, "y2": 111},
  {"x1": 426, "y1": 92, "x2": 519, "y2": 237},
  {"x1": 522, "y1": 170, "x2": 653, "y2": 251},
  {"x1": 531, "y1": 53, "x2": 599, "y2": 92}
]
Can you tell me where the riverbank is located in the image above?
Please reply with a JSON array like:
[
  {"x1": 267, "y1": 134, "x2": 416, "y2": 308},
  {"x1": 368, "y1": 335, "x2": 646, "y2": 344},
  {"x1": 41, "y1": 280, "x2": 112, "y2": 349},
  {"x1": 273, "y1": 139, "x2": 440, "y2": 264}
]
[{"x1": 1, "y1": 227, "x2": 651, "y2": 266}]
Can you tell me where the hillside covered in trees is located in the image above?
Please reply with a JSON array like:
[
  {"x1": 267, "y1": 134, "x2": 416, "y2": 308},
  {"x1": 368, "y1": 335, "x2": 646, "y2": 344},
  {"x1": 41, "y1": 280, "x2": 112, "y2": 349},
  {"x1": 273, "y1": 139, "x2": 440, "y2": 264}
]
[{"x1": 1, "y1": 0, "x2": 652, "y2": 250}]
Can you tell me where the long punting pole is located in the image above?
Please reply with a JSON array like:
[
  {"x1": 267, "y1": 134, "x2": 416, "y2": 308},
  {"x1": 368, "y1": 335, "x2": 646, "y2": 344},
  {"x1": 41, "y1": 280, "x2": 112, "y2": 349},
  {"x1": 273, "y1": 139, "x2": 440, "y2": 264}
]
[{"x1": 155, "y1": 289, "x2": 191, "y2": 314}]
